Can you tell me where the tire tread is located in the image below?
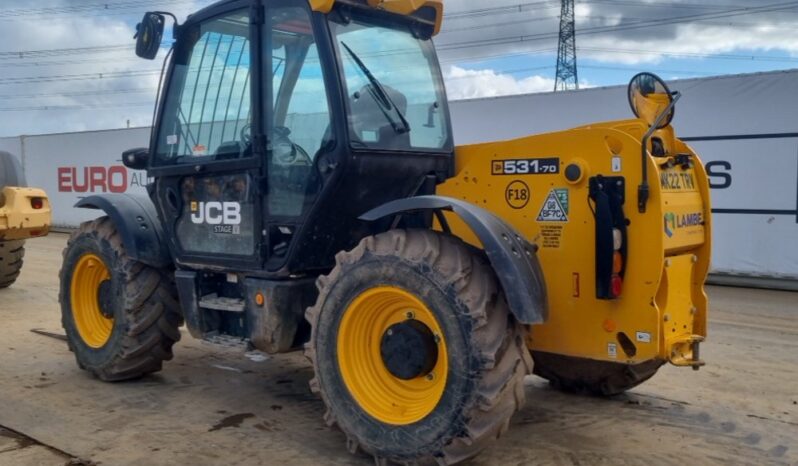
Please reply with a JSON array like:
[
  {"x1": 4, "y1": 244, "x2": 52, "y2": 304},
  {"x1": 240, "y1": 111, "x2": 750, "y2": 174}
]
[
  {"x1": 305, "y1": 230, "x2": 531, "y2": 465},
  {"x1": 59, "y1": 216, "x2": 182, "y2": 382}
]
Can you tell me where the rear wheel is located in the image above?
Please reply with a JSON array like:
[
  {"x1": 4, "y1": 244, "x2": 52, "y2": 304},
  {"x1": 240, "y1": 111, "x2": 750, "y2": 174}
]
[
  {"x1": 0, "y1": 240, "x2": 25, "y2": 288},
  {"x1": 306, "y1": 230, "x2": 531, "y2": 465},
  {"x1": 532, "y1": 351, "x2": 663, "y2": 396},
  {"x1": 59, "y1": 217, "x2": 182, "y2": 381}
]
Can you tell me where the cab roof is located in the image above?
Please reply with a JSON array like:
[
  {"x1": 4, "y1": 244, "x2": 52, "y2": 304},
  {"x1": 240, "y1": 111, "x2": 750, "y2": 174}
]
[
  {"x1": 188, "y1": 0, "x2": 443, "y2": 36},
  {"x1": 310, "y1": 0, "x2": 443, "y2": 35}
]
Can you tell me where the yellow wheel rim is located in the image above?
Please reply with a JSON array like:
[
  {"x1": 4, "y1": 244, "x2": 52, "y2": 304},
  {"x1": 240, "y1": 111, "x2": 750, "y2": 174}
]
[
  {"x1": 70, "y1": 253, "x2": 113, "y2": 348},
  {"x1": 337, "y1": 286, "x2": 448, "y2": 425}
]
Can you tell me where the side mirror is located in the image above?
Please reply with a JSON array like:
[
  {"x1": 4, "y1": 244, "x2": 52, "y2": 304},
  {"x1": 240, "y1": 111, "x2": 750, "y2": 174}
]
[
  {"x1": 122, "y1": 148, "x2": 150, "y2": 170},
  {"x1": 629, "y1": 72, "x2": 683, "y2": 214},
  {"x1": 134, "y1": 12, "x2": 165, "y2": 60},
  {"x1": 628, "y1": 72, "x2": 675, "y2": 129}
]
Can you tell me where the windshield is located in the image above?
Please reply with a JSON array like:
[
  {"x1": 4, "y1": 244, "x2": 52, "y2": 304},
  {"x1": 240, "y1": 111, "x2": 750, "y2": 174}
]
[{"x1": 330, "y1": 13, "x2": 451, "y2": 152}]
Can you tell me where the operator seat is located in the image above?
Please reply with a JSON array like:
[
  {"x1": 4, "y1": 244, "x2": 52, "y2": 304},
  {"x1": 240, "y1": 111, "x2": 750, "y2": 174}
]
[{"x1": 349, "y1": 84, "x2": 410, "y2": 150}]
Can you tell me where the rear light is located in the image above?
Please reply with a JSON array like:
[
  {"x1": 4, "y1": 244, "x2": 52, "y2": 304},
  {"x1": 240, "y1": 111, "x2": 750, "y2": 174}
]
[
  {"x1": 30, "y1": 197, "x2": 44, "y2": 209},
  {"x1": 613, "y1": 228, "x2": 623, "y2": 251},
  {"x1": 589, "y1": 176, "x2": 627, "y2": 300},
  {"x1": 612, "y1": 251, "x2": 624, "y2": 274},
  {"x1": 611, "y1": 275, "x2": 623, "y2": 297}
]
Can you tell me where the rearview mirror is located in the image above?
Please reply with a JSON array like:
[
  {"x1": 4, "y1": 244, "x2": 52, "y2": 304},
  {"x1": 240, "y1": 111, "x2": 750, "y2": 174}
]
[
  {"x1": 135, "y1": 12, "x2": 165, "y2": 60},
  {"x1": 628, "y1": 72, "x2": 675, "y2": 129},
  {"x1": 122, "y1": 148, "x2": 150, "y2": 170}
]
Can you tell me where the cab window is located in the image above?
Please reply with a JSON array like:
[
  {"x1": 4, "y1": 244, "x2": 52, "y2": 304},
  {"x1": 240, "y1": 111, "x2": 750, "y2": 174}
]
[
  {"x1": 330, "y1": 13, "x2": 451, "y2": 152},
  {"x1": 267, "y1": 5, "x2": 333, "y2": 217},
  {"x1": 154, "y1": 9, "x2": 253, "y2": 165}
]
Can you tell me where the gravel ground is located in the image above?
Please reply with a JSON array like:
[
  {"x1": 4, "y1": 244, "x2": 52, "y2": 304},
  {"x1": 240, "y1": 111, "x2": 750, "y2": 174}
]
[{"x1": 0, "y1": 233, "x2": 795, "y2": 465}]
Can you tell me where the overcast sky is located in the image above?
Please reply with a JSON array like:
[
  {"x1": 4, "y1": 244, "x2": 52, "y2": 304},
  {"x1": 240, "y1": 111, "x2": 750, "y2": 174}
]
[{"x1": 1, "y1": 0, "x2": 797, "y2": 137}]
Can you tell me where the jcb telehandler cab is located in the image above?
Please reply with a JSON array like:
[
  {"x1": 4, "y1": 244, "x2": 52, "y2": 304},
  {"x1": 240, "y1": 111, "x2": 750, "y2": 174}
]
[{"x1": 60, "y1": 0, "x2": 711, "y2": 463}]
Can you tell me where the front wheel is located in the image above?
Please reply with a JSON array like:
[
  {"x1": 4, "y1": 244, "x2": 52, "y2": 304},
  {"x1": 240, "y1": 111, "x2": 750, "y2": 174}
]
[
  {"x1": 59, "y1": 217, "x2": 182, "y2": 381},
  {"x1": 306, "y1": 230, "x2": 531, "y2": 465}
]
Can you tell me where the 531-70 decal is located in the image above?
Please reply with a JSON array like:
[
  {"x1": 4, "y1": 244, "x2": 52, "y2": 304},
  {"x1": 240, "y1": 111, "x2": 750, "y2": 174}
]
[{"x1": 492, "y1": 158, "x2": 560, "y2": 175}]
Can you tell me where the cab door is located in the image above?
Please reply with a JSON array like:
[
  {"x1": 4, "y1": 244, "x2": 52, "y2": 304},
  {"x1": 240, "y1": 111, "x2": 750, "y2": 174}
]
[
  {"x1": 148, "y1": 1, "x2": 266, "y2": 270},
  {"x1": 262, "y1": 1, "x2": 338, "y2": 269}
]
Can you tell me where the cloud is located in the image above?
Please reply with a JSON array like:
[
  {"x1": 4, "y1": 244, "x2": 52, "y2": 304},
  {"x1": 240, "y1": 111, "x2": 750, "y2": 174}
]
[
  {"x1": 444, "y1": 65, "x2": 555, "y2": 100},
  {"x1": 0, "y1": 0, "x2": 209, "y2": 137},
  {"x1": 2, "y1": 0, "x2": 798, "y2": 137},
  {"x1": 437, "y1": 0, "x2": 798, "y2": 66}
]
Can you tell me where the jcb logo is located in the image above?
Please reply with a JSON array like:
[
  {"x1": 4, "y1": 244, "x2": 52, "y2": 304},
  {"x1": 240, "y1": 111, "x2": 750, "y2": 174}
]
[{"x1": 190, "y1": 201, "x2": 241, "y2": 225}]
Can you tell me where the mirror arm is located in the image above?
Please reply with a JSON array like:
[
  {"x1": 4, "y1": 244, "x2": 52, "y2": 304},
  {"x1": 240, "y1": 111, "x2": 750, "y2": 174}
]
[
  {"x1": 638, "y1": 91, "x2": 682, "y2": 213},
  {"x1": 150, "y1": 11, "x2": 181, "y2": 39},
  {"x1": 151, "y1": 11, "x2": 179, "y2": 28}
]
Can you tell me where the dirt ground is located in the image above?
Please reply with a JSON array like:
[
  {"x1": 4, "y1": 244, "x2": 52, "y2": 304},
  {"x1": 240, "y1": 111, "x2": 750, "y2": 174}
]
[{"x1": 0, "y1": 233, "x2": 796, "y2": 466}]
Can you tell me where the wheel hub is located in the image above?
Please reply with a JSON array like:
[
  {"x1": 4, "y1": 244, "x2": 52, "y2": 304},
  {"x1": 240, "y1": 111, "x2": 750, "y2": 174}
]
[
  {"x1": 70, "y1": 253, "x2": 114, "y2": 348},
  {"x1": 380, "y1": 319, "x2": 438, "y2": 380},
  {"x1": 97, "y1": 279, "x2": 114, "y2": 318},
  {"x1": 337, "y1": 286, "x2": 449, "y2": 425}
]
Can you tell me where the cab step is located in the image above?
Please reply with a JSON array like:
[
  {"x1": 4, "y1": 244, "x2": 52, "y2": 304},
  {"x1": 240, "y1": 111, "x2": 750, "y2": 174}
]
[
  {"x1": 199, "y1": 293, "x2": 245, "y2": 313},
  {"x1": 201, "y1": 332, "x2": 250, "y2": 351}
]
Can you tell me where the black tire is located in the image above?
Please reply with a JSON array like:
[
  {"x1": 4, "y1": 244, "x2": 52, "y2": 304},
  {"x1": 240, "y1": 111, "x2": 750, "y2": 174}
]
[
  {"x1": 0, "y1": 150, "x2": 25, "y2": 188},
  {"x1": 59, "y1": 216, "x2": 182, "y2": 381},
  {"x1": 305, "y1": 230, "x2": 531, "y2": 465},
  {"x1": 0, "y1": 240, "x2": 25, "y2": 288},
  {"x1": 532, "y1": 351, "x2": 663, "y2": 396}
]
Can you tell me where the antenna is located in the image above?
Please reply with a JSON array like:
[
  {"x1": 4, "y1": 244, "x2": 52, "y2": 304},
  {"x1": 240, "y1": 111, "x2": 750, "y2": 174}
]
[{"x1": 555, "y1": 0, "x2": 578, "y2": 91}]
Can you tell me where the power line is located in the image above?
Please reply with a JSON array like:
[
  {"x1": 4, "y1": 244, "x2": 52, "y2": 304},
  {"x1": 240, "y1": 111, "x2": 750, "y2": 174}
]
[
  {"x1": 0, "y1": 44, "x2": 134, "y2": 60},
  {"x1": 577, "y1": 14, "x2": 798, "y2": 30},
  {"x1": 0, "y1": 87, "x2": 157, "y2": 100},
  {"x1": 443, "y1": 15, "x2": 560, "y2": 33},
  {"x1": 436, "y1": 1, "x2": 798, "y2": 52},
  {"x1": 0, "y1": 102, "x2": 153, "y2": 112},
  {"x1": 0, "y1": 57, "x2": 142, "y2": 68},
  {"x1": 578, "y1": 46, "x2": 798, "y2": 63},
  {"x1": 445, "y1": 1, "x2": 558, "y2": 19},
  {"x1": 0, "y1": 0, "x2": 196, "y2": 18},
  {"x1": 580, "y1": 0, "x2": 786, "y2": 10},
  {"x1": 0, "y1": 69, "x2": 161, "y2": 85},
  {"x1": 579, "y1": 64, "x2": 719, "y2": 75}
]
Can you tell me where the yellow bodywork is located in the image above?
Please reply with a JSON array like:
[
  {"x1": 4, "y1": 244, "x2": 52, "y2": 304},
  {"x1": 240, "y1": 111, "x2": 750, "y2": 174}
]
[
  {"x1": 437, "y1": 120, "x2": 710, "y2": 367},
  {"x1": 0, "y1": 187, "x2": 51, "y2": 241},
  {"x1": 308, "y1": 0, "x2": 443, "y2": 35}
]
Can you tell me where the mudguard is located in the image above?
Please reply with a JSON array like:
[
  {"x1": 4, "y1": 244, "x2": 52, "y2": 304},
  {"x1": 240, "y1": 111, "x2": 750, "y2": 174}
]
[
  {"x1": 360, "y1": 195, "x2": 548, "y2": 325},
  {"x1": 75, "y1": 194, "x2": 171, "y2": 268}
]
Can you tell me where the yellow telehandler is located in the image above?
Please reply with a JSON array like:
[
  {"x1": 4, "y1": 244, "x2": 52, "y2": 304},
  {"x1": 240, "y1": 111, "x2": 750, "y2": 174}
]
[
  {"x1": 59, "y1": 1, "x2": 710, "y2": 463},
  {"x1": 0, "y1": 151, "x2": 51, "y2": 287}
]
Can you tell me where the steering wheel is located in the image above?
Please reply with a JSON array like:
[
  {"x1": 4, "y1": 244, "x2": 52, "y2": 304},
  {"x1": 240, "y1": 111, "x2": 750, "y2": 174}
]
[
  {"x1": 240, "y1": 124, "x2": 252, "y2": 146},
  {"x1": 272, "y1": 127, "x2": 312, "y2": 166}
]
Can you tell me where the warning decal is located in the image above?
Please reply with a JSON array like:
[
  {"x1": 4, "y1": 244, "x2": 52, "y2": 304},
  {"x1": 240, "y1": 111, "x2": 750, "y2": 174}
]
[{"x1": 537, "y1": 188, "x2": 569, "y2": 222}]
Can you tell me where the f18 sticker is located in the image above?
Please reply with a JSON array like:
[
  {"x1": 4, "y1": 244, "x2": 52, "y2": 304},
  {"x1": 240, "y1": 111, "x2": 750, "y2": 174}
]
[
  {"x1": 505, "y1": 180, "x2": 530, "y2": 209},
  {"x1": 537, "y1": 188, "x2": 569, "y2": 222},
  {"x1": 492, "y1": 157, "x2": 559, "y2": 175}
]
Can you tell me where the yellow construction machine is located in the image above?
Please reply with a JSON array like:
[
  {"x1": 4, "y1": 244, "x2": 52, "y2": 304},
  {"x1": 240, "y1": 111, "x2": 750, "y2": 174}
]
[
  {"x1": 0, "y1": 151, "x2": 51, "y2": 288},
  {"x1": 59, "y1": 0, "x2": 710, "y2": 463}
]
